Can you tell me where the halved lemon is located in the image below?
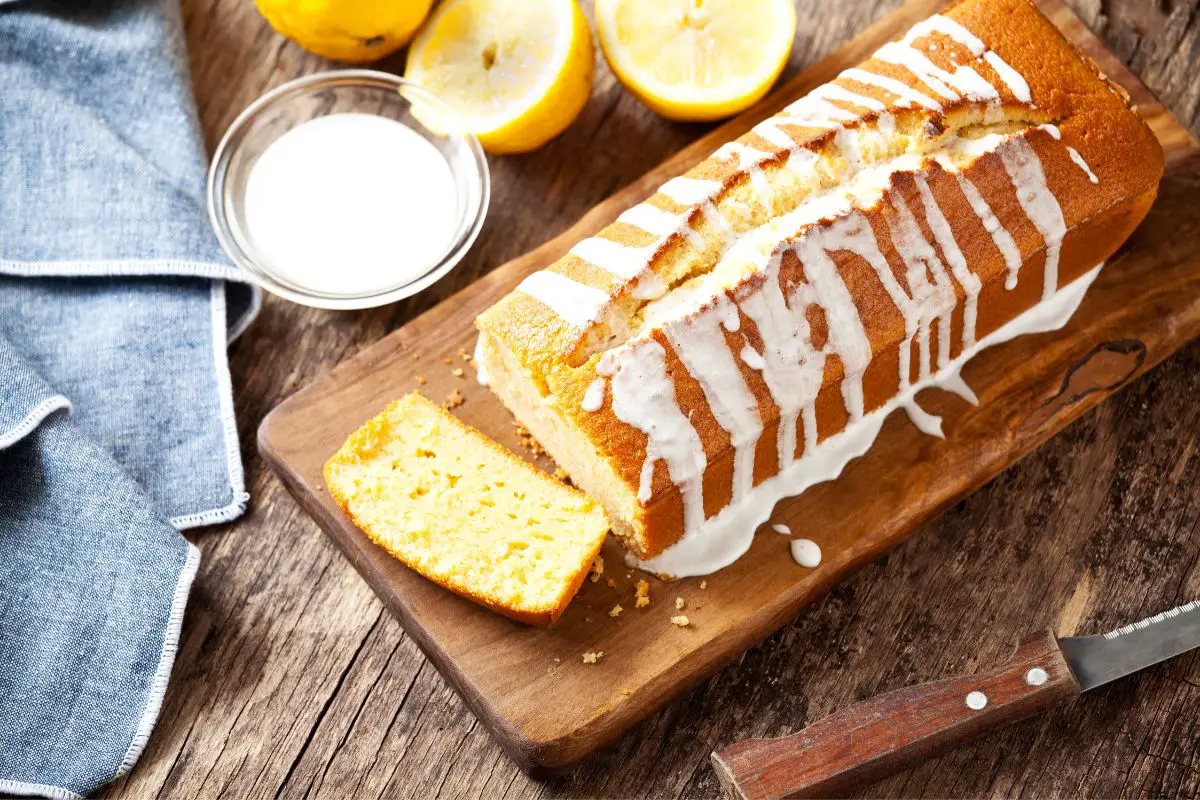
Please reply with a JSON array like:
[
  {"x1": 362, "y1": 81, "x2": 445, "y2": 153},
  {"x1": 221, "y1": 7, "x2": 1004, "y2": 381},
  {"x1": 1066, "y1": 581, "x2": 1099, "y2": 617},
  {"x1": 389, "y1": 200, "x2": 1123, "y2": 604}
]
[
  {"x1": 405, "y1": 0, "x2": 594, "y2": 154},
  {"x1": 594, "y1": 0, "x2": 796, "y2": 121}
]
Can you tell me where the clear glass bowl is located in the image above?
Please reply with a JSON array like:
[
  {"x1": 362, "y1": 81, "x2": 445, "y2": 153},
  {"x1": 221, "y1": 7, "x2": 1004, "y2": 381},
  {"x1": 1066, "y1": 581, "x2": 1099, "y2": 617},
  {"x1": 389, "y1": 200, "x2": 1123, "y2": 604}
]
[{"x1": 207, "y1": 70, "x2": 489, "y2": 310}]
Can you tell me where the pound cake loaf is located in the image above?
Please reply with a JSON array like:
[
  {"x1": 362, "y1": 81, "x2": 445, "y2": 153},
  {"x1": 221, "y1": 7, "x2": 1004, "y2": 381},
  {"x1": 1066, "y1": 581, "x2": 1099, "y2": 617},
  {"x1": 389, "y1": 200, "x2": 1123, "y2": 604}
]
[
  {"x1": 475, "y1": 0, "x2": 1164, "y2": 576},
  {"x1": 324, "y1": 393, "x2": 609, "y2": 626}
]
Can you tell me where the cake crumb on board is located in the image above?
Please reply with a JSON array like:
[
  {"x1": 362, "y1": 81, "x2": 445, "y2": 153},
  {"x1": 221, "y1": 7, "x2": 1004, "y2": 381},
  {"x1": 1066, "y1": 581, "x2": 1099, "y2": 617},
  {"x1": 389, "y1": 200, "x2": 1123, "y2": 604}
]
[
  {"x1": 452, "y1": 367, "x2": 465, "y2": 378},
  {"x1": 608, "y1": 604, "x2": 622, "y2": 618},
  {"x1": 582, "y1": 651, "x2": 603, "y2": 664},
  {"x1": 670, "y1": 615, "x2": 690, "y2": 627},
  {"x1": 443, "y1": 389, "x2": 465, "y2": 409},
  {"x1": 590, "y1": 555, "x2": 604, "y2": 583},
  {"x1": 675, "y1": 597, "x2": 686, "y2": 610},
  {"x1": 700, "y1": 580, "x2": 707, "y2": 590},
  {"x1": 635, "y1": 579, "x2": 650, "y2": 608}
]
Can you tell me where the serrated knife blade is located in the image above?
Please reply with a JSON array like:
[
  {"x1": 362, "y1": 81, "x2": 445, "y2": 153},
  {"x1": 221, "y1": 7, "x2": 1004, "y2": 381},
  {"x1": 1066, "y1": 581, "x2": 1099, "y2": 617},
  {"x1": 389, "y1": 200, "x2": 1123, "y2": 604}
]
[{"x1": 1058, "y1": 599, "x2": 1200, "y2": 692}]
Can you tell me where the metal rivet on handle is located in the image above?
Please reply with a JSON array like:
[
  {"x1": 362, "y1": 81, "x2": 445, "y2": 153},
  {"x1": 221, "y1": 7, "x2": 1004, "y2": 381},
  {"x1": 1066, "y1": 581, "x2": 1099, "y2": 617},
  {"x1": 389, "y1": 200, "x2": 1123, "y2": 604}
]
[
  {"x1": 965, "y1": 691, "x2": 988, "y2": 710},
  {"x1": 1025, "y1": 667, "x2": 1049, "y2": 686}
]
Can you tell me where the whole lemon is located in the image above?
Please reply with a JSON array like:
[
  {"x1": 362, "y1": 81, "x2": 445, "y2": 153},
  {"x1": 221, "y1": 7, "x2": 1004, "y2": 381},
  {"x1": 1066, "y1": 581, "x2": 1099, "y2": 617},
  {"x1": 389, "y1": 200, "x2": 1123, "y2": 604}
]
[{"x1": 256, "y1": 0, "x2": 436, "y2": 63}]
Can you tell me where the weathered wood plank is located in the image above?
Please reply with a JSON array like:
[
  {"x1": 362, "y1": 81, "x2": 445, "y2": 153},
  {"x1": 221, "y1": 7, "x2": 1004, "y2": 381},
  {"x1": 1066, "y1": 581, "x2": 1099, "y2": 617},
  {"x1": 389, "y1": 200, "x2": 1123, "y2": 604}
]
[{"x1": 102, "y1": 0, "x2": 1200, "y2": 797}]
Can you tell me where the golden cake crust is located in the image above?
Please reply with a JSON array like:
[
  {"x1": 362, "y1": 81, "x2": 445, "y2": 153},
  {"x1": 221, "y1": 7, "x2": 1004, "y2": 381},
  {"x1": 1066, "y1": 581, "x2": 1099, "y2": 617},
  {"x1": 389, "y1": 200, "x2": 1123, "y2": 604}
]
[{"x1": 476, "y1": 0, "x2": 1164, "y2": 561}]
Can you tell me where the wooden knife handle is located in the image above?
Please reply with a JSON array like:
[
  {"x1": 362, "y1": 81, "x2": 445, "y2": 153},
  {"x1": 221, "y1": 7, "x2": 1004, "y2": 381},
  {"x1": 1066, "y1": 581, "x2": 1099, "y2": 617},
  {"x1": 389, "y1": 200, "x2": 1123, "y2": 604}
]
[{"x1": 711, "y1": 630, "x2": 1080, "y2": 800}]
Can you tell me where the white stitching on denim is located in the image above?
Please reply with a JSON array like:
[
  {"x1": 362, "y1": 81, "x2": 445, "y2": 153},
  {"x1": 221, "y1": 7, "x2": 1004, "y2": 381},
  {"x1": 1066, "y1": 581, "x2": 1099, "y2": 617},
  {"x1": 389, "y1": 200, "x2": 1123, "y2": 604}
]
[
  {"x1": 0, "y1": 395, "x2": 73, "y2": 450},
  {"x1": 114, "y1": 542, "x2": 201, "y2": 779},
  {"x1": 0, "y1": 779, "x2": 84, "y2": 800},
  {"x1": 168, "y1": 281, "x2": 250, "y2": 530},
  {"x1": 0, "y1": 258, "x2": 243, "y2": 282}
]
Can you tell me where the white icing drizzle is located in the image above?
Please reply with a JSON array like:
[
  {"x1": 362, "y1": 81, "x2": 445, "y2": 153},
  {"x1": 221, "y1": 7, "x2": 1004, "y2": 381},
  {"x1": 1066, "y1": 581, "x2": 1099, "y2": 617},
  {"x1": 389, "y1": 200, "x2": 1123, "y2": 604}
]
[
  {"x1": 903, "y1": 15, "x2": 986, "y2": 55},
  {"x1": 957, "y1": 173, "x2": 1023, "y2": 290},
  {"x1": 659, "y1": 176, "x2": 723, "y2": 207},
  {"x1": 898, "y1": 15, "x2": 1031, "y2": 104},
  {"x1": 618, "y1": 203, "x2": 687, "y2": 238},
  {"x1": 915, "y1": 174, "x2": 981, "y2": 347},
  {"x1": 771, "y1": 523, "x2": 791, "y2": 535},
  {"x1": 739, "y1": 344, "x2": 765, "y2": 370},
  {"x1": 630, "y1": 269, "x2": 668, "y2": 300},
  {"x1": 840, "y1": 68, "x2": 943, "y2": 110},
  {"x1": 884, "y1": 192, "x2": 957, "y2": 378},
  {"x1": 664, "y1": 298, "x2": 764, "y2": 503},
  {"x1": 516, "y1": 270, "x2": 610, "y2": 329},
  {"x1": 721, "y1": 303, "x2": 741, "y2": 331},
  {"x1": 790, "y1": 538, "x2": 822, "y2": 568},
  {"x1": 938, "y1": 370, "x2": 978, "y2": 405},
  {"x1": 793, "y1": 230, "x2": 874, "y2": 421},
  {"x1": 701, "y1": 200, "x2": 737, "y2": 248},
  {"x1": 984, "y1": 51, "x2": 1032, "y2": 103},
  {"x1": 570, "y1": 236, "x2": 658, "y2": 281},
  {"x1": 874, "y1": 42, "x2": 998, "y2": 103},
  {"x1": 901, "y1": 398, "x2": 944, "y2": 437},
  {"x1": 634, "y1": 265, "x2": 1104, "y2": 577},
  {"x1": 1038, "y1": 123, "x2": 1062, "y2": 140},
  {"x1": 581, "y1": 377, "x2": 606, "y2": 412},
  {"x1": 783, "y1": 146, "x2": 820, "y2": 180},
  {"x1": 999, "y1": 138, "x2": 1066, "y2": 301},
  {"x1": 715, "y1": 142, "x2": 776, "y2": 209},
  {"x1": 473, "y1": 335, "x2": 490, "y2": 386},
  {"x1": 607, "y1": 340, "x2": 708, "y2": 529},
  {"x1": 783, "y1": 95, "x2": 862, "y2": 123},
  {"x1": 1067, "y1": 146, "x2": 1099, "y2": 183},
  {"x1": 810, "y1": 82, "x2": 888, "y2": 112},
  {"x1": 737, "y1": 250, "x2": 825, "y2": 470}
]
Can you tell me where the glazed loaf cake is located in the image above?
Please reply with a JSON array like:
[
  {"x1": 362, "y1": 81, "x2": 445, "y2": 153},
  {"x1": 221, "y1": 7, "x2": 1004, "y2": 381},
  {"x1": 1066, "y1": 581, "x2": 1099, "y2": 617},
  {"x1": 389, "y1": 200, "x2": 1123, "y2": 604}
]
[{"x1": 475, "y1": 0, "x2": 1163, "y2": 576}]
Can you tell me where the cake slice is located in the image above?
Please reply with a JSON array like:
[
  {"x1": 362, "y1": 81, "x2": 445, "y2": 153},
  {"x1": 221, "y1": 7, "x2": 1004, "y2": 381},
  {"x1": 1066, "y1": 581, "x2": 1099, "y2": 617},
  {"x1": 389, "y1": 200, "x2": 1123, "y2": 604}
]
[{"x1": 324, "y1": 393, "x2": 609, "y2": 626}]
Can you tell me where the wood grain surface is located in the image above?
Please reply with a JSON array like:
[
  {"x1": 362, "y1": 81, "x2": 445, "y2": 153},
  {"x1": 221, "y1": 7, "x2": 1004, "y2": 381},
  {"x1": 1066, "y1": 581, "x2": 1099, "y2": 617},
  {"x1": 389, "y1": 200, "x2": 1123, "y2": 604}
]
[
  {"x1": 257, "y1": 0, "x2": 1199, "y2": 776},
  {"x1": 106, "y1": 0, "x2": 1200, "y2": 797}
]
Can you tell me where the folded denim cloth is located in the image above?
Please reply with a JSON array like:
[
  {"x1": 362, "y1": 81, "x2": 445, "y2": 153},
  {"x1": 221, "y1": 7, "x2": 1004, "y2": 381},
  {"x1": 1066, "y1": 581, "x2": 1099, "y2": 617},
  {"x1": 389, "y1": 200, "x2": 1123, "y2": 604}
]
[{"x1": 0, "y1": 0, "x2": 259, "y2": 796}]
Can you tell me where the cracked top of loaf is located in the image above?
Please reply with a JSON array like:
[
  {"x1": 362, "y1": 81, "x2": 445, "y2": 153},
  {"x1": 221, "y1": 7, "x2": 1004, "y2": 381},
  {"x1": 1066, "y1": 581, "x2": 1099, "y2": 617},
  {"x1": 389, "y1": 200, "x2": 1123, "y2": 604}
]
[{"x1": 476, "y1": 0, "x2": 1163, "y2": 560}]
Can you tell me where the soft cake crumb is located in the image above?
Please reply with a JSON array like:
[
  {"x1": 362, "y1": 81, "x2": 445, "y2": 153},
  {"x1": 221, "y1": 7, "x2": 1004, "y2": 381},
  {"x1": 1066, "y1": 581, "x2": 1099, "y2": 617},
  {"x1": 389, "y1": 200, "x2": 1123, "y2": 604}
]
[
  {"x1": 635, "y1": 580, "x2": 650, "y2": 608},
  {"x1": 582, "y1": 651, "x2": 603, "y2": 664},
  {"x1": 675, "y1": 597, "x2": 686, "y2": 610},
  {"x1": 415, "y1": 375, "x2": 426, "y2": 385},
  {"x1": 606, "y1": 578, "x2": 616, "y2": 588},
  {"x1": 443, "y1": 389, "x2": 465, "y2": 409},
  {"x1": 452, "y1": 367, "x2": 465, "y2": 378},
  {"x1": 700, "y1": 580, "x2": 707, "y2": 590},
  {"x1": 442, "y1": 357, "x2": 453, "y2": 365},
  {"x1": 670, "y1": 615, "x2": 690, "y2": 627},
  {"x1": 513, "y1": 423, "x2": 547, "y2": 457},
  {"x1": 608, "y1": 604, "x2": 623, "y2": 618},
  {"x1": 590, "y1": 555, "x2": 604, "y2": 583}
]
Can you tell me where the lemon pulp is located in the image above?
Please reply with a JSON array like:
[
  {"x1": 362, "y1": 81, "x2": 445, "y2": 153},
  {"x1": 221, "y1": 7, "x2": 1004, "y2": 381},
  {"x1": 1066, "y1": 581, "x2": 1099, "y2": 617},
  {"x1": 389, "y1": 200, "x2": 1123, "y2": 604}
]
[{"x1": 595, "y1": 0, "x2": 796, "y2": 121}]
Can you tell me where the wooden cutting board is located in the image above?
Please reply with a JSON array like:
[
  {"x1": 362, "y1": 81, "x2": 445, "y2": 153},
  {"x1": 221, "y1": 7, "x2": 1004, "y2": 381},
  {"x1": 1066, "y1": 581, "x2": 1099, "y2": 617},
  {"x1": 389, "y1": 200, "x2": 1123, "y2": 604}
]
[{"x1": 259, "y1": 0, "x2": 1200, "y2": 776}]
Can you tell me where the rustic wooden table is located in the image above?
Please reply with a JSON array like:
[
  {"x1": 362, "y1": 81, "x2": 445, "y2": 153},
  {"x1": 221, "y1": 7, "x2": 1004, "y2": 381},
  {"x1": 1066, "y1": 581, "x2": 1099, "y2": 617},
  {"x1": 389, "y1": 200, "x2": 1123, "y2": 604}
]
[{"x1": 106, "y1": 1, "x2": 1200, "y2": 797}]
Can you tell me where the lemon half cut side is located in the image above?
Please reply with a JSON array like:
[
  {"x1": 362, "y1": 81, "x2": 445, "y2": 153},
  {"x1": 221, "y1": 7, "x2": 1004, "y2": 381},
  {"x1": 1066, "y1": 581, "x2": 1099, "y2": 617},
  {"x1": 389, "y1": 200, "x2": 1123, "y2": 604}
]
[
  {"x1": 406, "y1": 0, "x2": 595, "y2": 154},
  {"x1": 595, "y1": 0, "x2": 796, "y2": 122}
]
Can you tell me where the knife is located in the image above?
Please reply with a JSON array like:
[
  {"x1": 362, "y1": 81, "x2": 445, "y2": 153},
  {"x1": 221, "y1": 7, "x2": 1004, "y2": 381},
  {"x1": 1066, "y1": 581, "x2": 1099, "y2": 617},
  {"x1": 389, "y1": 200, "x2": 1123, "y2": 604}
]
[{"x1": 711, "y1": 599, "x2": 1200, "y2": 800}]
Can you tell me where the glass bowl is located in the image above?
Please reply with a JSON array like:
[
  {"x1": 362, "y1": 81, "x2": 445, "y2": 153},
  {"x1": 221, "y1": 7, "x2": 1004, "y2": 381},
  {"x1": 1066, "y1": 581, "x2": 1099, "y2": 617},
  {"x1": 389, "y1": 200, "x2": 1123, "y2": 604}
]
[{"x1": 207, "y1": 70, "x2": 489, "y2": 310}]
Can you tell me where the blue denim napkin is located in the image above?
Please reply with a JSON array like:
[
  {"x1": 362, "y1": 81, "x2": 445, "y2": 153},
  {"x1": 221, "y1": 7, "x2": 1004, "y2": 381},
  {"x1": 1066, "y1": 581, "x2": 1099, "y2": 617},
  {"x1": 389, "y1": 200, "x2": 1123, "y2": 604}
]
[{"x1": 0, "y1": 0, "x2": 259, "y2": 796}]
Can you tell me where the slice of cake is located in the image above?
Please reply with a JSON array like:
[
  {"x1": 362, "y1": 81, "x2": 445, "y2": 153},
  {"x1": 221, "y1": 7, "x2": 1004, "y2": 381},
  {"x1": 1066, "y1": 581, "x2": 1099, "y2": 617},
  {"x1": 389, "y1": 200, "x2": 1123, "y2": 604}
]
[{"x1": 324, "y1": 393, "x2": 609, "y2": 626}]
